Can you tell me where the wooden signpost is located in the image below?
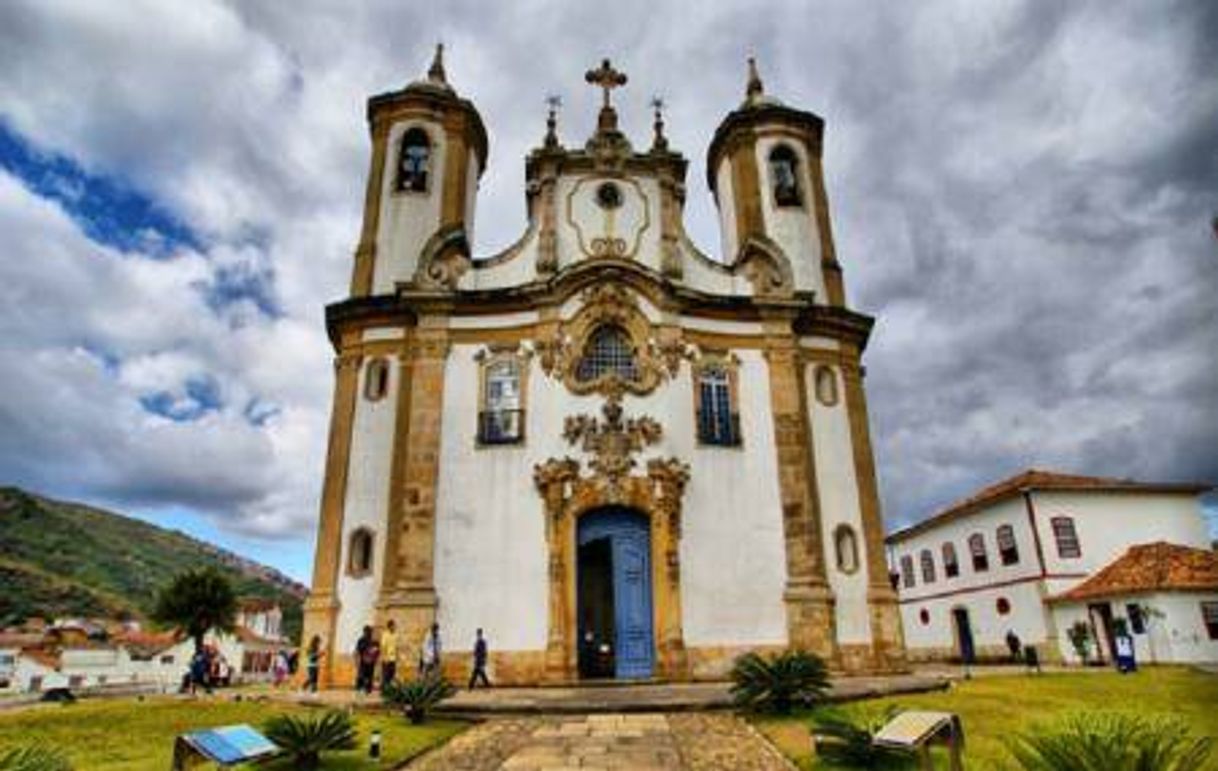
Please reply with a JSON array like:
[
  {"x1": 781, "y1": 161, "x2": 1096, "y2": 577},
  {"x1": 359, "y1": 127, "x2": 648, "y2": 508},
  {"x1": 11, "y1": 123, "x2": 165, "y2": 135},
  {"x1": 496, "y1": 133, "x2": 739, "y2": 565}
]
[{"x1": 873, "y1": 710, "x2": 965, "y2": 771}]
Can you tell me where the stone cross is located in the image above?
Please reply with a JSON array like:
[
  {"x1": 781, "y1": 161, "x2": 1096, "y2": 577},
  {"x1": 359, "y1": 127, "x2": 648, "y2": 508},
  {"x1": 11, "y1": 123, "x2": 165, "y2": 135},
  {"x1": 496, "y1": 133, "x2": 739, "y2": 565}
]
[{"x1": 585, "y1": 58, "x2": 628, "y2": 108}]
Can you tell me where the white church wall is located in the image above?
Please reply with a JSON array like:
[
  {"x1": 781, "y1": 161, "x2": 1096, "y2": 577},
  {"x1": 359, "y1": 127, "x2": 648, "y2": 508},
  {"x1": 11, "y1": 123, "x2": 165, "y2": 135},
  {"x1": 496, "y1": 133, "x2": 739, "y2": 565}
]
[
  {"x1": 464, "y1": 146, "x2": 479, "y2": 246},
  {"x1": 463, "y1": 229, "x2": 541, "y2": 290},
  {"x1": 678, "y1": 349, "x2": 789, "y2": 647},
  {"x1": 555, "y1": 174, "x2": 663, "y2": 274},
  {"x1": 372, "y1": 121, "x2": 446, "y2": 293},
  {"x1": 714, "y1": 158, "x2": 738, "y2": 261},
  {"x1": 754, "y1": 135, "x2": 825, "y2": 298},
  {"x1": 806, "y1": 363, "x2": 871, "y2": 644},
  {"x1": 333, "y1": 355, "x2": 399, "y2": 654}
]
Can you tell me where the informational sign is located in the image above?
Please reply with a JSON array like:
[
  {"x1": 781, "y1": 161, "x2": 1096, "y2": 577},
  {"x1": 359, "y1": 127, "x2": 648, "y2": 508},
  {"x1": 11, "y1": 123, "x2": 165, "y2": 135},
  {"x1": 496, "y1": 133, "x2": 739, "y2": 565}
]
[
  {"x1": 172, "y1": 724, "x2": 279, "y2": 769},
  {"x1": 873, "y1": 711, "x2": 964, "y2": 771}
]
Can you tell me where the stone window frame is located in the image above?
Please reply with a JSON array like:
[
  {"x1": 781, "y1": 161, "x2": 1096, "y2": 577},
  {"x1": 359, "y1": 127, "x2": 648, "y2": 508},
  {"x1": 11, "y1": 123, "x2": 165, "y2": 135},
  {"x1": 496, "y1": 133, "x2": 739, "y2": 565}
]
[
  {"x1": 920, "y1": 548, "x2": 936, "y2": 584},
  {"x1": 691, "y1": 351, "x2": 742, "y2": 448},
  {"x1": 347, "y1": 527, "x2": 375, "y2": 578},
  {"x1": 833, "y1": 524, "x2": 860, "y2": 575},
  {"x1": 942, "y1": 541, "x2": 960, "y2": 579},
  {"x1": 996, "y1": 524, "x2": 1020, "y2": 566},
  {"x1": 395, "y1": 126, "x2": 432, "y2": 194},
  {"x1": 474, "y1": 345, "x2": 530, "y2": 447},
  {"x1": 813, "y1": 364, "x2": 839, "y2": 407},
  {"x1": 768, "y1": 143, "x2": 803, "y2": 208},
  {"x1": 363, "y1": 357, "x2": 391, "y2": 402},
  {"x1": 969, "y1": 532, "x2": 989, "y2": 573}
]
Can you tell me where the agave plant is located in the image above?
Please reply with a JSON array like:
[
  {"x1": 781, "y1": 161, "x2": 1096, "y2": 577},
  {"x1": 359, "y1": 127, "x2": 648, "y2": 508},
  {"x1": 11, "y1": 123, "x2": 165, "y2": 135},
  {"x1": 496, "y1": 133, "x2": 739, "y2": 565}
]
[
  {"x1": 383, "y1": 676, "x2": 457, "y2": 724},
  {"x1": 0, "y1": 746, "x2": 72, "y2": 771},
  {"x1": 1007, "y1": 711, "x2": 1212, "y2": 771},
  {"x1": 263, "y1": 710, "x2": 358, "y2": 769},
  {"x1": 811, "y1": 705, "x2": 914, "y2": 768},
  {"x1": 729, "y1": 649, "x2": 830, "y2": 714}
]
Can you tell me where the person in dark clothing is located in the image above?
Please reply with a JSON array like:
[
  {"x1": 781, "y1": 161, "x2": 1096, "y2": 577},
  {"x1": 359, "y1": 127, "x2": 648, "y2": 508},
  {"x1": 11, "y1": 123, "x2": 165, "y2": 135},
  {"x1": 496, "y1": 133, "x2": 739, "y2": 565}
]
[
  {"x1": 355, "y1": 625, "x2": 379, "y2": 694},
  {"x1": 1005, "y1": 630, "x2": 1022, "y2": 663},
  {"x1": 304, "y1": 635, "x2": 323, "y2": 693},
  {"x1": 468, "y1": 628, "x2": 491, "y2": 689}
]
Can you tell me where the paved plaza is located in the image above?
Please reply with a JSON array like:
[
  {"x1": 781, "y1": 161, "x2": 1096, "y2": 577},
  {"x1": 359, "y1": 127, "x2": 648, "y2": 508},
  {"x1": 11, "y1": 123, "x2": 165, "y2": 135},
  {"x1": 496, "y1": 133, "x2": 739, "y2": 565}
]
[{"x1": 406, "y1": 712, "x2": 795, "y2": 771}]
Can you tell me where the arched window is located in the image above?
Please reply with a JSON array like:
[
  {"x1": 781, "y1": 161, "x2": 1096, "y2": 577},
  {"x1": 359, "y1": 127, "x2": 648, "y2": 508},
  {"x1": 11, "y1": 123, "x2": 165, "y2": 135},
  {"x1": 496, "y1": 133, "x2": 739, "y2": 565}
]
[
  {"x1": 347, "y1": 528, "x2": 375, "y2": 577},
  {"x1": 942, "y1": 542, "x2": 959, "y2": 578},
  {"x1": 397, "y1": 127, "x2": 431, "y2": 192},
  {"x1": 834, "y1": 525, "x2": 859, "y2": 574},
  {"x1": 768, "y1": 145, "x2": 802, "y2": 207},
  {"x1": 969, "y1": 533, "x2": 989, "y2": 572},
  {"x1": 479, "y1": 357, "x2": 524, "y2": 444},
  {"x1": 920, "y1": 549, "x2": 936, "y2": 584},
  {"x1": 575, "y1": 325, "x2": 638, "y2": 383},
  {"x1": 997, "y1": 524, "x2": 1020, "y2": 565},
  {"x1": 899, "y1": 555, "x2": 915, "y2": 589},
  {"x1": 697, "y1": 364, "x2": 740, "y2": 446},
  {"x1": 814, "y1": 365, "x2": 839, "y2": 406},
  {"x1": 364, "y1": 357, "x2": 390, "y2": 401},
  {"x1": 1052, "y1": 516, "x2": 1081, "y2": 558}
]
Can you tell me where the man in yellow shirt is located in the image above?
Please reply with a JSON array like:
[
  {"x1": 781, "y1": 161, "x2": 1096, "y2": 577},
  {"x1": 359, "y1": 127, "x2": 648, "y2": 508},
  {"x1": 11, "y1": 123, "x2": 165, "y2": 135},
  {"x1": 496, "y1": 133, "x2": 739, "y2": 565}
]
[{"x1": 379, "y1": 619, "x2": 399, "y2": 690}]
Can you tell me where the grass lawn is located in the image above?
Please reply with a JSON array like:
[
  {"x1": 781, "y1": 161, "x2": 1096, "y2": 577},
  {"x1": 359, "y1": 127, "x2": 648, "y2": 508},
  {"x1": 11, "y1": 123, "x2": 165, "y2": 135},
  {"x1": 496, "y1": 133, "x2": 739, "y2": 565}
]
[
  {"x1": 0, "y1": 696, "x2": 464, "y2": 770},
  {"x1": 753, "y1": 667, "x2": 1218, "y2": 770}
]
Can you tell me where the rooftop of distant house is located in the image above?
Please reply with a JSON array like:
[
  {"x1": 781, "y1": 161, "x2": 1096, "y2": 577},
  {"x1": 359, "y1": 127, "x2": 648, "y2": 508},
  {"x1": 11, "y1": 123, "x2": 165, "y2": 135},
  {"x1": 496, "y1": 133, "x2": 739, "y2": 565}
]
[{"x1": 1050, "y1": 541, "x2": 1218, "y2": 603}]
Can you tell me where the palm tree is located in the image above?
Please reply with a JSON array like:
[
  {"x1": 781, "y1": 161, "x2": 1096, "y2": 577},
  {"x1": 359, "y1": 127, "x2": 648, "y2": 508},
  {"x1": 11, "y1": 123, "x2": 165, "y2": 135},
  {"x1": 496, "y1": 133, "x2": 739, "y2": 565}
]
[{"x1": 151, "y1": 567, "x2": 238, "y2": 652}]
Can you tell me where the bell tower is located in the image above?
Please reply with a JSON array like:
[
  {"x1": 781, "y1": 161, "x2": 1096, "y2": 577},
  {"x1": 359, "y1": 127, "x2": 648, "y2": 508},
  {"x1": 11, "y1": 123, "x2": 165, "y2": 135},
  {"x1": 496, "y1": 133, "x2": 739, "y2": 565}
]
[
  {"x1": 349, "y1": 45, "x2": 488, "y2": 296},
  {"x1": 706, "y1": 59, "x2": 845, "y2": 306}
]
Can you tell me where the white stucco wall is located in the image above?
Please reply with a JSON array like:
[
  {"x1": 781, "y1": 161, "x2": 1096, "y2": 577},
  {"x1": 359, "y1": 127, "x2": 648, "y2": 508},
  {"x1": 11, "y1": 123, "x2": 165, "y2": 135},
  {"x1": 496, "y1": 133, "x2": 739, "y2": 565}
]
[
  {"x1": 555, "y1": 174, "x2": 661, "y2": 273},
  {"x1": 1051, "y1": 592, "x2": 1218, "y2": 665},
  {"x1": 372, "y1": 121, "x2": 446, "y2": 293},
  {"x1": 714, "y1": 159, "x2": 738, "y2": 261},
  {"x1": 807, "y1": 363, "x2": 871, "y2": 644},
  {"x1": 334, "y1": 355, "x2": 399, "y2": 653},
  {"x1": 755, "y1": 135, "x2": 825, "y2": 298}
]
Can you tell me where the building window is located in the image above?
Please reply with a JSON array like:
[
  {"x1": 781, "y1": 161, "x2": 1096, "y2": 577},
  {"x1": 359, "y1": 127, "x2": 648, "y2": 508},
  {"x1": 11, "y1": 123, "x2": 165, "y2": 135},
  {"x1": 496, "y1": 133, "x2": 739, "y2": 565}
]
[
  {"x1": 920, "y1": 549, "x2": 936, "y2": 584},
  {"x1": 969, "y1": 533, "x2": 989, "y2": 572},
  {"x1": 900, "y1": 555, "x2": 915, "y2": 589},
  {"x1": 942, "y1": 542, "x2": 959, "y2": 579},
  {"x1": 397, "y1": 127, "x2": 430, "y2": 192},
  {"x1": 696, "y1": 364, "x2": 741, "y2": 446},
  {"x1": 1127, "y1": 604, "x2": 1146, "y2": 635},
  {"x1": 996, "y1": 597, "x2": 1011, "y2": 615},
  {"x1": 479, "y1": 356, "x2": 524, "y2": 445},
  {"x1": 347, "y1": 528, "x2": 375, "y2": 577},
  {"x1": 1202, "y1": 602, "x2": 1218, "y2": 641},
  {"x1": 768, "y1": 145, "x2": 802, "y2": 207},
  {"x1": 364, "y1": 357, "x2": 390, "y2": 401},
  {"x1": 919, "y1": 609, "x2": 930, "y2": 626},
  {"x1": 813, "y1": 365, "x2": 839, "y2": 407},
  {"x1": 834, "y1": 525, "x2": 859, "y2": 574},
  {"x1": 997, "y1": 524, "x2": 1020, "y2": 566},
  {"x1": 1052, "y1": 516, "x2": 1081, "y2": 559},
  {"x1": 575, "y1": 325, "x2": 638, "y2": 383}
]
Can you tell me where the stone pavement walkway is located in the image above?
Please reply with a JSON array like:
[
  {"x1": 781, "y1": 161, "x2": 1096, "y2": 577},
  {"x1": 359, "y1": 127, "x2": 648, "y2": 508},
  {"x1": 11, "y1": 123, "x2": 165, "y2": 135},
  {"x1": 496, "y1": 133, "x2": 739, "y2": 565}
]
[{"x1": 406, "y1": 712, "x2": 795, "y2": 770}]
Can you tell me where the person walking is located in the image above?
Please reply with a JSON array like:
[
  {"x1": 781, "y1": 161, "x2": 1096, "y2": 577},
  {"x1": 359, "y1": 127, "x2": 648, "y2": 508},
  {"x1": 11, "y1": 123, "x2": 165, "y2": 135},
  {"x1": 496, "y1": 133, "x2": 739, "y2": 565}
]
[
  {"x1": 354, "y1": 625, "x2": 379, "y2": 694},
  {"x1": 420, "y1": 622, "x2": 441, "y2": 678},
  {"x1": 304, "y1": 635, "x2": 323, "y2": 693},
  {"x1": 468, "y1": 628, "x2": 491, "y2": 689},
  {"x1": 379, "y1": 620, "x2": 399, "y2": 691}
]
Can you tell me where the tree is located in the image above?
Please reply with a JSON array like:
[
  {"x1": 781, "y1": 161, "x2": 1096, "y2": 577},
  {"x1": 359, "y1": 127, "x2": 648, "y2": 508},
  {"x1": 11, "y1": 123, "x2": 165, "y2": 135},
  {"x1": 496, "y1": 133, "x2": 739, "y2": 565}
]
[{"x1": 151, "y1": 567, "x2": 238, "y2": 653}]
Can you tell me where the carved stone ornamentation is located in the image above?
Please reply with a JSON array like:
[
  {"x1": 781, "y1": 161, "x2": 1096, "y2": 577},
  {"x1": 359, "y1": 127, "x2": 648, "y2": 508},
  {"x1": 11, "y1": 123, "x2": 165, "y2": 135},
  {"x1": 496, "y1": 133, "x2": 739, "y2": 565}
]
[
  {"x1": 563, "y1": 400, "x2": 663, "y2": 496},
  {"x1": 414, "y1": 225, "x2": 472, "y2": 291},
  {"x1": 736, "y1": 234, "x2": 795, "y2": 298}
]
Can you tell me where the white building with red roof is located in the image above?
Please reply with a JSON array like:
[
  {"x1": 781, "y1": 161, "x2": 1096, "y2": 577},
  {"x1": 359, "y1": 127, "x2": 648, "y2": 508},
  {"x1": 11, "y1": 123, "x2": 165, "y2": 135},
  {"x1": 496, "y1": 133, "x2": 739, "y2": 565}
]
[{"x1": 886, "y1": 469, "x2": 1214, "y2": 665}]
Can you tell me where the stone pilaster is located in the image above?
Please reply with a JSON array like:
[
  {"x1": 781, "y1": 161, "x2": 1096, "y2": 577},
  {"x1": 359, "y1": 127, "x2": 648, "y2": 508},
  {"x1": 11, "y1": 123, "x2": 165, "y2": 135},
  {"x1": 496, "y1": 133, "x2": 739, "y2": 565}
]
[
  {"x1": 763, "y1": 325, "x2": 837, "y2": 661},
  {"x1": 378, "y1": 322, "x2": 450, "y2": 666},
  {"x1": 349, "y1": 121, "x2": 389, "y2": 297},
  {"x1": 841, "y1": 349, "x2": 907, "y2": 671},
  {"x1": 301, "y1": 342, "x2": 362, "y2": 687}
]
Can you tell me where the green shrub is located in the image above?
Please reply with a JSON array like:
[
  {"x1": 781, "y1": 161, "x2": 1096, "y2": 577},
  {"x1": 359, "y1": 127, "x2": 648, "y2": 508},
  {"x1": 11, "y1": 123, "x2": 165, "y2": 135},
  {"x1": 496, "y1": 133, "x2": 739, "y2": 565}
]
[
  {"x1": 1007, "y1": 711, "x2": 1212, "y2": 771},
  {"x1": 729, "y1": 649, "x2": 829, "y2": 714},
  {"x1": 263, "y1": 710, "x2": 357, "y2": 768},
  {"x1": 383, "y1": 676, "x2": 457, "y2": 724},
  {"x1": 0, "y1": 746, "x2": 72, "y2": 771},
  {"x1": 811, "y1": 705, "x2": 914, "y2": 768}
]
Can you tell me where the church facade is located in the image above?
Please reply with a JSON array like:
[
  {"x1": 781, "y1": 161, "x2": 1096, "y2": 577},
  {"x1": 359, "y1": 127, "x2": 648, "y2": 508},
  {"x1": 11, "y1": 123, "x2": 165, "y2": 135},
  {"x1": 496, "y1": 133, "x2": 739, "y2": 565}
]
[{"x1": 302, "y1": 49, "x2": 906, "y2": 686}]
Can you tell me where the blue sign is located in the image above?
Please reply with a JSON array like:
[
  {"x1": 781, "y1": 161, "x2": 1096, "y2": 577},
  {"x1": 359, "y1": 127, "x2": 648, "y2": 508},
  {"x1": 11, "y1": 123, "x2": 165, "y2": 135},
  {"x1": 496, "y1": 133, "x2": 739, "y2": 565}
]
[{"x1": 182, "y1": 725, "x2": 279, "y2": 765}]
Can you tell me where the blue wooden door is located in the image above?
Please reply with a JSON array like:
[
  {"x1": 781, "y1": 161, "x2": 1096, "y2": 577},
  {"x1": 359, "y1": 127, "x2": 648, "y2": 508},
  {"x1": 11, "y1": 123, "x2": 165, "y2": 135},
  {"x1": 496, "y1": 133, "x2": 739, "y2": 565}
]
[{"x1": 578, "y1": 509, "x2": 654, "y2": 679}]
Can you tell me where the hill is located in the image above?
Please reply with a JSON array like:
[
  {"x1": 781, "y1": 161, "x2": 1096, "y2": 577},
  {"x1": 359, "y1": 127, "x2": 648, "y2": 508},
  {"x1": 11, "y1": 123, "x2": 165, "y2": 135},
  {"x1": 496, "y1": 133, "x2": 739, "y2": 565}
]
[{"x1": 0, "y1": 486, "x2": 307, "y2": 641}]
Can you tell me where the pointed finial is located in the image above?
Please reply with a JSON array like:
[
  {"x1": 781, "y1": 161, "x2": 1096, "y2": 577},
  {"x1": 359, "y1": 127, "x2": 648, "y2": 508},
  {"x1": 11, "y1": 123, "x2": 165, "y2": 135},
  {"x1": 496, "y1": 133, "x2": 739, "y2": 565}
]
[
  {"x1": 650, "y1": 96, "x2": 668, "y2": 151},
  {"x1": 544, "y1": 94, "x2": 562, "y2": 149},
  {"x1": 746, "y1": 56, "x2": 764, "y2": 102},
  {"x1": 428, "y1": 42, "x2": 447, "y2": 84}
]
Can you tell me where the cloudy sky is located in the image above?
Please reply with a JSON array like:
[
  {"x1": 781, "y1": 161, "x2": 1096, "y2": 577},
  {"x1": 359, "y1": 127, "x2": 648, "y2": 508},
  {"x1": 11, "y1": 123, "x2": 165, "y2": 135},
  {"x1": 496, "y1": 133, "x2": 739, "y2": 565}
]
[{"x1": 1, "y1": 1, "x2": 1215, "y2": 581}]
